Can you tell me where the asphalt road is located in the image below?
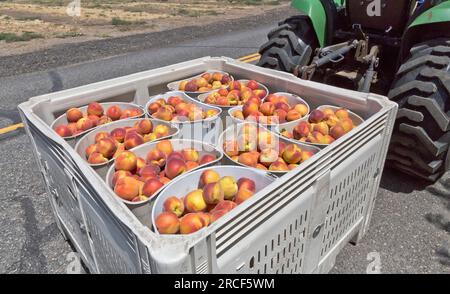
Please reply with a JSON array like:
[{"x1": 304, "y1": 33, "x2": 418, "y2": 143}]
[{"x1": 0, "y1": 7, "x2": 449, "y2": 274}]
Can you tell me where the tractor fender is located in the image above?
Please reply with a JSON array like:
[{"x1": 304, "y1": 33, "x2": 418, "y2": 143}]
[
  {"x1": 401, "y1": 1, "x2": 450, "y2": 61},
  {"x1": 291, "y1": 0, "x2": 340, "y2": 47}
]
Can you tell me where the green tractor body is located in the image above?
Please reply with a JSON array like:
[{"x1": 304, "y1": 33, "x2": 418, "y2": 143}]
[{"x1": 258, "y1": 0, "x2": 450, "y2": 181}]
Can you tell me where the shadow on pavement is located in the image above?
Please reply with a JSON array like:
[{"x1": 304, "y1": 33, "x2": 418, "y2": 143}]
[{"x1": 380, "y1": 167, "x2": 429, "y2": 193}]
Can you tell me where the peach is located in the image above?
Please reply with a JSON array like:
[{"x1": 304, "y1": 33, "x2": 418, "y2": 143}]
[
  {"x1": 112, "y1": 170, "x2": 132, "y2": 187},
  {"x1": 247, "y1": 96, "x2": 262, "y2": 106},
  {"x1": 88, "y1": 115, "x2": 100, "y2": 126},
  {"x1": 335, "y1": 108, "x2": 350, "y2": 120},
  {"x1": 330, "y1": 124, "x2": 346, "y2": 139},
  {"x1": 237, "y1": 177, "x2": 256, "y2": 193},
  {"x1": 168, "y1": 96, "x2": 183, "y2": 107},
  {"x1": 219, "y1": 176, "x2": 238, "y2": 200},
  {"x1": 167, "y1": 151, "x2": 184, "y2": 162},
  {"x1": 95, "y1": 131, "x2": 110, "y2": 143},
  {"x1": 66, "y1": 108, "x2": 84, "y2": 123},
  {"x1": 156, "y1": 140, "x2": 174, "y2": 156},
  {"x1": 96, "y1": 137, "x2": 117, "y2": 158},
  {"x1": 199, "y1": 169, "x2": 221, "y2": 188},
  {"x1": 322, "y1": 135, "x2": 336, "y2": 144},
  {"x1": 313, "y1": 121, "x2": 329, "y2": 136},
  {"x1": 153, "y1": 108, "x2": 173, "y2": 121},
  {"x1": 258, "y1": 131, "x2": 276, "y2": 150},
  {"x1": 156, "y1": 212, "x2": 180, "y2": 234},
  {"x1": 340, "y1": 118, "x2": 354, "y2": 133},
  {"x1": 113, "y1": 143, "x2": 125, "y2": 159},
  {"x1": 197, "y1": 212, "x2": 211, "y2": 227},
  {"x1": 55, "y1": 125, "x2": 72, "y2": 137},
  {"x1": 115, "y1": 151, "x2": 138, "y2": 172},
  {"x1": 136, "y1": 157, "x2": 146, "y2": 171},
  {"x1": 269, "y1": 158, "x2": 289, "y2": 171},
  {"x1": 188, "y1": 110, "x2": 204, "y2": 122},
  {"x1": 87, "y1": 102, "x2": 104, "y2": 117},
  {"x1": 301, "y1": 150, "x2": 314, "y2": 162},
  {"x1": 106, "y1": 105, "x2": 122, "y2": 121},
  {"x1": 134, "y1": 119, "x2": 153, "y2": 135},
  {"x1": 146, "y1": 148, "x2": 166, "y2": 167},
  {"x1": 110, "y1": 128, "x2": 126, "y2": 143},
  {"x1": 179, "y1": 80, "x2": 188, "y2": 91},
  {"x1": 67, "y1": 123, "x2": 78, "y2": 134},
  {"x1": 114, "y1": 176, "x2": 140, "y2": 201},
  {"x1": 97, "y1": 115, "x2": 112, "y2": 125},
  {"x1": 223, "y1": 140, "x2": 239, "y2": 157},
  {"x1": 88, "y1": 152, "x2": 108, "y2": 164},
  {"x1": 273, "y1": 109, "x2": 287, "y2": 123},
  {"x1": 180, "y1": 213, "x2": 204, "y2": 235},
  {"x1": 325, "y1": 114, "x2": 340, "y2": 128},
  {"x1": 76, "y1": 117, "x2": 93, "y2": 132},
  {"x1": 281, "y1": 130, "x2": 293, "y2": 139},
  {"x1": 259, "y1": 148, "x2": 278, "y2": 167},
  {"x1": 235, "y1": 187, "x2": 255, "y2": 205},
  {"x1": 147, "y1": 102, "x2": 162, "y2": 115},
  {"x1": 256, "y1": 163, "x2": 268, "y2": 170},
  {"x1": 85, "y1": 144, "x2": 97, "y2": 159},
  {"x1": 210, "y1": 209, "x2": 228, "y2": 223},
  {"x1": 201, "y1": 73, "x2": 212, "y2": 82},
  {"x1": 293, "y1": 121, "x2": 310, "y2": 139},
  {"x1": 132, "y1": 195, "x2": 149, "y2": 203},
  {"x1": 322, "y1": 108, "x2": 335, "y2": 118},
  {"x1": 259, "y1": 102, "x2": 275, "y2": 116},
  {"x1": 253, "y1": 89, "x2": 267, "y2": 99},
  {"x1": 142, "y1": 178, "x2": 164, "y2": 198},
  {"x1": 212, "y1": 72, "x2": 223, "y2": 82},
  {"x1": 274, "y1": 102, "x2": 290, "y2": 113},
  {"x1": 153, "y1": 124, "x2": 170, "y2": 138},
  {"x1": 309, "y1": 109, "x2": 325, "y2": 123},
  {"x1": 138, "y1": 164, "x2": 160, "y2": 180},
  {"x1": 124, "y1": 132, "x2": 144, "y2": 150},
  {"x1": 184, "y1": 189, "x2": 207, "y2": 213},
  {"x1": 282, "y1": 144, "x2": 303, "y2": 164},
  {"x1": 165, "y1": 158, "x2": 187, "y2": 179},
  {"x1": 216, "y1": 97, "x2": 230, "y2": 106},
  {"x1": 186, "y1": 161, "x2": 199, "y2": 171},
  {"x1": 221, "y1": 75, "x2": 231, "y2": 84},
  {"x1": 245, "y1": 80, "x2": 258, "y2": 90},
  {"x1": 160, "y1": 177, "x2": 171, "y2": 185},
  {"x1": 205, "y1": 95, "x2": 217, "y2": 105},
  {"x1": 203, "y1": 182, "x2": 224, "y2": 205},
  {"x1": 288, "y1": 164, "x2": 299, "y2": 170},
  {"x1": 241, "y1": 90, "x2": 253, "y2": 102},
  {"x1": 206, "y1": 109, "x2": 219, "y2": 118},
  {"x1": 238, "y1": 152, "x2": 258, "y2": 167},
  {"x1": 294, "y1": 104, "x2": 309, "y2": 117},
  {"x1": 212, "y1": 200, "x2": 237, "y2": 213},
  {"x1": 196, "y1": 78, "x2": 209, "y2": 88},
  {"x1": 185, "y1": 81, "x2": 198, "y2": 92},
  {"x1": 242, "y1": 102, "x2": 259, "y2": 117},
  {"x1": 286, "y1": 109, "x2": 302, "y2": 122},
  {"x1": 199, "y1": 154, "x2": 216, "y2": 165},
  {"x1": 233, "y1": 110, "x2": 245, "y2": 120}
]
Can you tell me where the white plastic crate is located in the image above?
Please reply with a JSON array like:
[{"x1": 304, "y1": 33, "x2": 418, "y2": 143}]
[{"x1": 18, "y1": 57, "x2": 397, "y2": 274}]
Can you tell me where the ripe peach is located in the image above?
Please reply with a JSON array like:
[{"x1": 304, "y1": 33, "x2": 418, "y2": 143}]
[
  {"x1": 237, "y1": 177, "x2": 256, "y2": 193},
  {"x1": 326, "y1": 114, "x2": 340, "y2": 128},
  {"x1": 76, "y1": 117, "x2": 93, "y2": 132},
  {"x1": 288, "y1": 164, "x2": 299, "y2": 170},
  {"x1": 309, "y1": 109, "x2": 325, "y2": 123},
  {"x1": 235, "y1": 187, "x2": 255, "y2": 205},
  {"x1": 147, "y1": 102, "x2": 161, "y2": 115},
  {"x1": 136, "y1": 157, "x2": 146, "y2": 171},
  {"x1": 293, "y1": 121, "x2": 310, "y2": 139},
  {"x1": 156, "y1": 212, "x2": 180, "y2": 234},
  {"x1": 245, "y1": 80, "x2": 258, "y2": 91},
  {"x1": 273, "y1": 109, "x2": 287, "y2": 123},
  {"x1": 146, "y1": 148, "x2": 166, "y2": 167},
  {"x1": 185, "y1": 81, "x2": 198, "y2": 92},
  {"x1": 199, "y1": 154, "x2": 216, "y2": 165},
  {"x1": 153, "y1": 108, "x2": 173, "y2": 121},
  {"x1": 112, "y1": 170, "x2": 132, "y2": 187},
  {"x1": 201, "y1": 73, "x2": 212, "y2": 82},
  {"x1": 294, "y1": 104, "x2": 309, "y2": 117},
  {"x1": 242, "y1": 102, "x2": 259, "y2": 117},
  {"x1": 110, "y1": 127, "x2": 126, "y2": 143},
  {"x1": 124, "y1": 132, "x2": 144, "y2": 150},
  {"x1": 340, "y1": 118, "x2": 354, "y2": 133},
  {"x1": 88, "y1": 115, "x2": 100, "y2": 126},
  {"x1": 203, "y1": 182, "x2": 224, "y2": 205},
  {"x1": 269, "y1": 158, "x2": 289, "y2": 171},
  {"x1": 85, "y1": 144, "x2": 98, "y2": 159},
  {"x1": 260, "y1": 102, "x2": 275, "y2": 116},
  {"x1": 253, "y1": 89, "x2": 267, "y2": 99},
  {"x1": 167, "y1": 151, "x2": 184, "y2": 162},
  {"x1": 156, "y1": 140, "x2": 173, "y2": 156},
  {"x1": 335, "y1": 108, "x2": 350, "y2": 120},
  {"x1": 55, "y1": 125, "x2": 72, "y2": 137},
  {"x1": 138, "y1": 164, "x2": 160, "y2": 180},
  {"x1": 153, "y1": 124, "x2": 170, "y2": 138},
  {"x1": 186, "y1": 161, "x2": 199, "y2": 171},
  {"x1": 106, "y1": 105, "x2": 122, "y2": 121},
  {"x1": 184, "y1": 189, "x2": 207, "y2": 213},
  {"x1": 67, "y1": 123, "x2": 78, "y2": 135},
  {"x1": 256, "y1": 163, "x2": 268, "y2": 170},
  {"x1": 180, "y1": 213, "x2": 204, "y2": 235},
  {"x1": 114, "y1": 176, "x2": 140, "y2": 201},
  {"x1": 301, "y1": 150, "x2": 314, "y2": 162},
  {"x1": 96, "y1": 137, "x2": 117, "y2": 158},
  {"x1": 97, "y1": 115, "x2": 112, "y2": 125},
  {"x1": 188, "y1": 110, "x2": 204, "y2": 122},
  {"x1": 132, "y1": 195, "x2": 149, "y2": 203},
  {"x1": 313, "y1": 121, "x2": 329, "y2": 136},
  {"x1": 322, "y1": 108, "x2": 335, "y2": 118},
  {"x1": 274, "y1": 102, "x2": 290, "y2": 113},
  {"x1": 113, "y1": 143, "x2": 125, "y2": 159},
  {"x1": 165, "y1": 158, "x2": 187, "y2": 179},
  {"x1": 282, "y1": 144, "x2": 303, "y2": 164},
  {"x1": 233, "y1": 110, "x2": 245, "y2": 120},
  {"x1": 259, "y1": 148, "x2": 278, "y2": 167},
  {"x1": 115, "y1": 151, "x2": 138, "y2": 172},
  {"x1": 281, "y1": 130, "x2": 293, "y2": 139},
  {"x1": 87, "y1": 102, "x2": 104, "y2": 117},
  {"x1": 66, "y1": 108, "x2": 84, "y2": 123},
  {"x1": 134, "y1": 119, "x2": 153, "y2": 135},
  {"x1": 142, "y1": 178, "x2": 164, "y2": 198},
  {"x1": 322, "y1": 135, "x2": 336, "y2": 144},
  {"x1": 179, "y1": 81, "x2": 188, "y2": 91},
  {"x1": 160, "y1": 177, "x2": 171, "y2": 185},
  {"x1": 210, "y1": 209, "x2": 228, "y2": 223},
  {"x1": 88, "y1": 152, "x2": 108, "y2": 164},
  {"x1": 94, "y1": 131, "x2": 110, "y2": 143},
  {"x1": 199, "y1": 169, "x2": 221, "y2": 188},
  {"x1": 286, "y1": 109, "x2": 302, "y2": 122},
  {"x1": 238, "y1": 152, "x2": 258, "y2": 167},
  {"x1": 219, "y1": 176, "x2": 238, "y2": 200},
  {"x1": 330, "y1": 124, "x2": 346, "y2": 139},
  {"x1": 258, "y1": 131, "x2": 276, "y2": 151},
  {"x1": 167, "y1": 96, "x2": 183, "y2": 107},
  {"x1": 197, "y1": 212, "x2": 211, "y2": 227},
  {"x1": 212, "y1": 200, "x2": 237, "y2": 213},
  {"x1": 223, "y1": 140, "x2": 239, "y2": 157}
]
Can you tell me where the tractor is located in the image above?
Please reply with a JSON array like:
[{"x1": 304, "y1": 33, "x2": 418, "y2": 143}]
[{"x1": 257, "y1": 0, "x2": 450, "y2": 182}]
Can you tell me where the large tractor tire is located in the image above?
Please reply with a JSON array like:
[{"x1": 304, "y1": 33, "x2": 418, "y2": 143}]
[
  {"x1": 387, "y1": 38, "x2": 450, "y2": 181},
  {"x1": 257, "y1": 16, "x2": 318, "y2": 73}
]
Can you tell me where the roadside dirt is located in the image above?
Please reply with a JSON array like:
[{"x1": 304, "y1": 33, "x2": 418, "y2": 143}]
[{"x1": 0, "y1": 0, "x2": 290, "y2": 56}]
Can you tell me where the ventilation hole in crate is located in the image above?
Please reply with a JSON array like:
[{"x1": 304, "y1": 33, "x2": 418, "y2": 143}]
[
  {"x1": 281, "y1": 264, "x2": 285, "y2": 274},
  {"x1": 258, "y1": 251, "x2": 261, "y2": 262},
  {"x1": 277, "y1": 235, "x2": 281, "y2": 246},
  {"x1": 249, "y1": 256, "x2": 255, "y2": 269},
  {"x1": 271, "y1": 240, "x2": 274, "y2": 251},
  {"x1": 265, "y1": 245, "x2": 268, "y2": 257}
]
